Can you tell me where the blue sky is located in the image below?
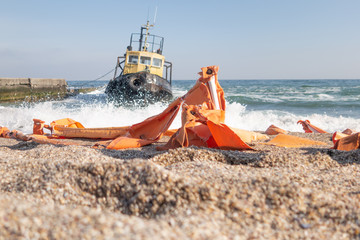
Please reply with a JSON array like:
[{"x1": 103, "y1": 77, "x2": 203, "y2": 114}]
[{"x1": 1, "y1": 0, "x2": 360, "y2": 80}]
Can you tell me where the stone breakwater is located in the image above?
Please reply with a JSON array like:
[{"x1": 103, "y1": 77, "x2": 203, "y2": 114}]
[
  {"x1": 0, "y1": 133, "x2": 360, "y2": 239},
  {"x1": 0, "y1": 78, "x2": 67, "y2": 102}
]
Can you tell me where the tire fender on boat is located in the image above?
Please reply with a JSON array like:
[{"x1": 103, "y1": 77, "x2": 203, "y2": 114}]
[{"x1": 128, "y1": 75, "x2": 145, "y2": 91}]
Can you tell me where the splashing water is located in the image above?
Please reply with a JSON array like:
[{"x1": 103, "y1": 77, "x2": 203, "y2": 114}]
[{"x1": 1, "y1": 79, "x2": 360, "y2": 134}]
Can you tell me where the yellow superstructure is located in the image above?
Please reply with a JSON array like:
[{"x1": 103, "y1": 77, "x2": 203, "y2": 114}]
[{"x1": 123, "y1": 50, "x2": 165, "y2": 77}]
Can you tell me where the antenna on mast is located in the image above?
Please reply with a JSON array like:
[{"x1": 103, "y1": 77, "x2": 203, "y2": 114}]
[
  {"x1": 153, "y1": 6, "x2": 158, "y2": 25},
  {"x1": 147, "y1": 7, "x2": 150, "y2": 22}
]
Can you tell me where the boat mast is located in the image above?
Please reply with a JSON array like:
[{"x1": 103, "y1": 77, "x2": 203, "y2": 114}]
[{"x1": 139, "y1": 21, "x2": 153, "y2": 52}]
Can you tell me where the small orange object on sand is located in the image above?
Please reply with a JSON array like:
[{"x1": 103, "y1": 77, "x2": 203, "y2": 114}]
[
  {"x1": 332, "y1": 131, "x2": 349, "y2": 144},
  {"x1": 333, "y1": 132, "x2": 360, "y2": 151},
  {"x1": 0, "y1": 127, "x2": 11, "y2": 138},
  {"x1": 342, "y1": 128, "x2": 356, "y2": 135},
  {"x1": 230, "y1": 128, "x2": 269, "y2": 143},
  {"x1": 106, "y1": 137, "x2": 155, "y2": 150},
  {"x1": 297, "y1": 120, "x2": 327, "y2": 133},
  {"x1": 265, "y1": 134, "x2": 327, "y2": 148},
  {"x1": 50, "y1": 118, "x2": 85, "y2": 129},
  {"x1": 265, "y1": 125, "x2": 288, "y2": 135},
  {"x1": 10, "y1": 130, "x2": 31, "y2": 141},
  {"x1": 33, "y1": 119, "x2": 46, "y2": 135}
]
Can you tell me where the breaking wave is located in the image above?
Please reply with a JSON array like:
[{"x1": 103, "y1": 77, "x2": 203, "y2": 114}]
[{"x1": 1, "y1": 79, "x2": 360, "y2": 134}]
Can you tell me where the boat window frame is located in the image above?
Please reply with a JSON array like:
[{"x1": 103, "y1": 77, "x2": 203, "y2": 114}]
[
  {"x1": 152, "y1": 57, "x2": 162, "y2": 68},
  {"x1": 140, "y1": 56, "x2": 151, "y2": 65},
  {"x1": 128, "y1": 55, "x2": 139, "y2": 64}
]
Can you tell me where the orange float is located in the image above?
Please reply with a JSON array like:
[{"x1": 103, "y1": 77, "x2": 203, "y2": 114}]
[
  {"x1": 265, "y1": 124, "x2": 288, "y2": 135},
  {"x1": 332, "y1": 132, "x2": 360, "y2": 151},
  {"x1": 265, "y1": 134, "x2": 327, "y2": 148},
  {"x1": 297, "y1": 120, "x2": 327, "y2": 133}
]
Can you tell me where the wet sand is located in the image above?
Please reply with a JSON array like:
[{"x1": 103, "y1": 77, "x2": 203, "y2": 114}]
[{"x1": 1, "y1": 132, "x2": 360, "y2": 239}]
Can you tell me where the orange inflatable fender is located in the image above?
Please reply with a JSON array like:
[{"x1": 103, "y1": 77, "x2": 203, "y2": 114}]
[
  {"x1": 182, "y1": 66, "x2": 226, "y2": 111},
  {"x1": 297, "y1": 120, "x2": 327, "y2": 133},
  {"x1": 199, "y1": 66, "x2": 226, "y2": 111},
  {"x1": 207, "y1": 121, "x2": 253, "y2": 150},
  {"x1": 107, "y1": 137, "x2": 155, "y2": 150},
  {"x1": 158, "y1": 104, "x2": 253, "y2": 151},
  {"x1": 342, "y1": 128, "x2": 356, "y2": 135},
  {"x1": 265, "y1": 124, "x2": 288, "y2": 135},
  {"x1": 129, "y1": 97, "x2": 182, "y2": 140},
  {"x1": 0, "y1": 127, "x2": 11, "y2": 138},
  {"x1": 332, "y1": 131, "x2": 349, "y2": 144},
  {"x1": 10, "y1": 130, "x2": 31, "y2": 141},
  {"x1": 28, "y1": 134, "x2": 90, "y2": 146},
  {"x1": 332, "y1": 132, "x2": 360, "y2": 151},
  {"x1": 53, "y1": 126, "x2": 130, "y2": 139},
  {"x1": 50, "y1": 118, "x2": 85, "y2": 129},
  {"x1": 33, "y1": 119, "x2": 46, "y2": 135},
  {"x1": 265, "y1": 134, "x2": 327, "y2": 148},
  {"x1": 230, "y1": 128, "x2": 269, "y2": 143}
]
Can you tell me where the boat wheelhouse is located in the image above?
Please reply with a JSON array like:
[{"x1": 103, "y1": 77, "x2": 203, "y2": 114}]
[{"x1": 105, "y1": 21, "x2": 173, "y2": 104}]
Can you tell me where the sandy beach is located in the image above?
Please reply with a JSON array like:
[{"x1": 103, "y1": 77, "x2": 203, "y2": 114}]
[{"x1": 0, "y1": 132, "x2": 359, "y2": 239}]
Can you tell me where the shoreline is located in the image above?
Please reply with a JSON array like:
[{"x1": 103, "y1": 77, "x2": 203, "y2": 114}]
[
  {"x1": 1, "y1": 132, "x2": 359, "y2": 239},
  {"x1": 0, "y1": 77, "x2": 98, "y2": 102}
]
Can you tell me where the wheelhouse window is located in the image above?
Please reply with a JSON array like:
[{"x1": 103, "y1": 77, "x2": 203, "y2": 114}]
[
  {"x1": 128, "y1": 55, "x2": 138, "y2": 64},
  {"x1": 140, "y1": 56, "x2": 151, "y2": 65},
  {"x1": 152, "y1": 58, "x2": 162, "y2": 67}
]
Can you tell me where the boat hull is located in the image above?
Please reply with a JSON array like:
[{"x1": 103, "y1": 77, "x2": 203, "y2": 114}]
[{"x1": 105, "y1": 72, "x2": 172, "y2": 104}]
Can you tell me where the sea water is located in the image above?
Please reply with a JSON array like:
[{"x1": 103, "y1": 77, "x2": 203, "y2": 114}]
[{"x1": 1, "y1": 79, "x2": 359, "y2": 134}]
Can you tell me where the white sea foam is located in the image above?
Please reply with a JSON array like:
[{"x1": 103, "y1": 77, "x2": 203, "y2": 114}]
[
  {"x1": 315, "y1": 94, "x2": 335, "y2": 100},
  {"x1": 225, "y1": 102, "x2": 360, "y2": 133},
  {"x1": 86, "y1": 85, "x2": 107, "y2": 95},
  {"x1": 0, "y1": 101, "x2": 181, "y2": 134}
]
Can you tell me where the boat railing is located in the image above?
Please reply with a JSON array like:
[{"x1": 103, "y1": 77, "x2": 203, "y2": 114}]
[
  {"x1": 113, "y1": 56, "x2": 125, "y2": 80},
  {"x1": 164, "y1": 61, "x2": 172, "y2": 85},
  {"x1": 130, "y1": 33, "x2": 164, "y2": 53}
]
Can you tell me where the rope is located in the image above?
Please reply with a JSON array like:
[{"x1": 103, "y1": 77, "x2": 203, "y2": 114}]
[{"x1": 77, "y1": 67, "x2": 115, "y2": 87}]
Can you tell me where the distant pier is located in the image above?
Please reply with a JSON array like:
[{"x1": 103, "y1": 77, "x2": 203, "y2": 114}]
[{"x1": 0, "y1": 78, "x2": 67, "y2": 102}]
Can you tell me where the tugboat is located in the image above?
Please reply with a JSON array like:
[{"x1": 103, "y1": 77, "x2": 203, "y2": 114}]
[{"x1": 105, "y1": 21, "x2": 173, "y2": 104}]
